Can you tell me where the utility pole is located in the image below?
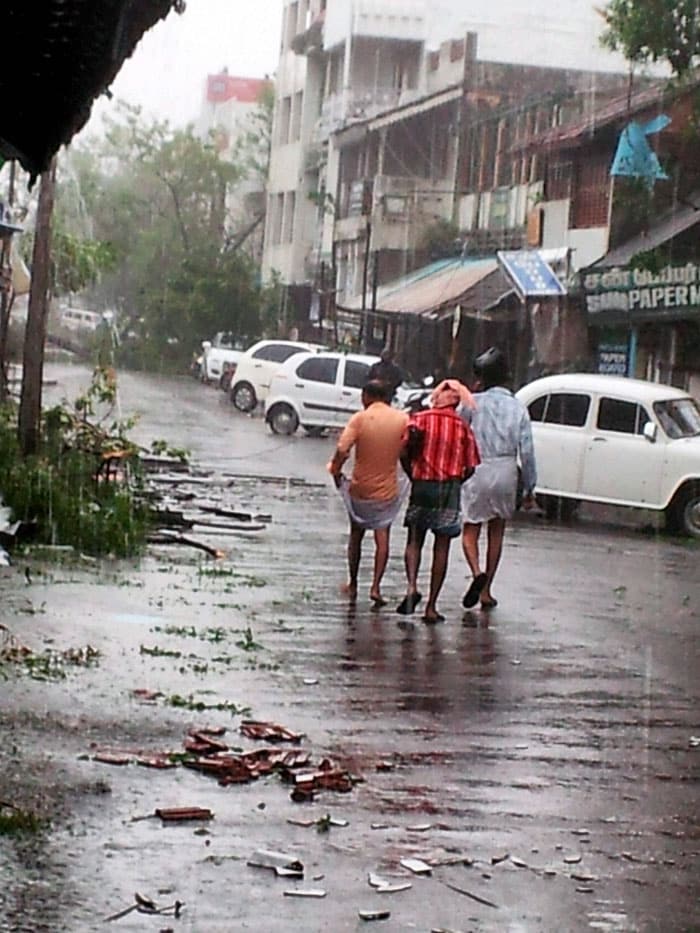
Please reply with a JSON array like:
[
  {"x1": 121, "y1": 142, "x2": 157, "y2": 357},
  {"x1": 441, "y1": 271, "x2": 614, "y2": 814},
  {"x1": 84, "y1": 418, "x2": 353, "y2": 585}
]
[
  {"x1": 452, "y1": 32, "x2": 477, "y2": 227},
  {"x1": 19, "y1": 156, "x2": 57, "y2": 456},
  {"x1": 359, "y1": 219, "x2": 371, "y2": 351}
]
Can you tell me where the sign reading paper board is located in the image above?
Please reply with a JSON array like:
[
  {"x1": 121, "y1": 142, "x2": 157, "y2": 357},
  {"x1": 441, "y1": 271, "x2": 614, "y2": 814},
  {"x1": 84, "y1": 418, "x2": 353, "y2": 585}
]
[{"x1": 497, "y1": 250, "x2": 566, "y2": 299}]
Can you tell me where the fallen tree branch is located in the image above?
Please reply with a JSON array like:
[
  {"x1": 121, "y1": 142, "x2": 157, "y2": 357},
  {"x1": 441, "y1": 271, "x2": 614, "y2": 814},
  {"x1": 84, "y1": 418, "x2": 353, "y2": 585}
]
[{"x1": 442, "y1": 880, "x2": 499, "y2": 909}]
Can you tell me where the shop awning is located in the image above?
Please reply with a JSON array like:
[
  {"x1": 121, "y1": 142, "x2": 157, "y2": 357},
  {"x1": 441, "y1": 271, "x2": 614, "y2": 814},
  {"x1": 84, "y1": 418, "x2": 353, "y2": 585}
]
[
  {"x1": 0, "y1": 0, "x2": 182, "y2": 179},
  {"x1": 339, "y1": 257, "x2": 509, "y2": 318},
  {"x1": 598, "y1": 192, "x2": 700, "y2": 267}
]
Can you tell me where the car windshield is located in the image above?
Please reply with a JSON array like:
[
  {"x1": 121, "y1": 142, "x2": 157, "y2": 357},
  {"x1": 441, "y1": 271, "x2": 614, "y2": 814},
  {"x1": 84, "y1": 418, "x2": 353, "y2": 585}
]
[{"x1": 653, "y1": 398, "x2": 700, "y2": 439}]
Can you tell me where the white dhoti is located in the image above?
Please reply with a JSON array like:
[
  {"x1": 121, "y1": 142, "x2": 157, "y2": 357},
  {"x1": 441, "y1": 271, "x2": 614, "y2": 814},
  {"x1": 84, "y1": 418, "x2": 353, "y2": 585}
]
[
  {"x1": 337, "y1": 472, "x2": 410, "y2": 530},
  {"x1": 461, "y1": 456, "x2": 518, "y2": 523}
]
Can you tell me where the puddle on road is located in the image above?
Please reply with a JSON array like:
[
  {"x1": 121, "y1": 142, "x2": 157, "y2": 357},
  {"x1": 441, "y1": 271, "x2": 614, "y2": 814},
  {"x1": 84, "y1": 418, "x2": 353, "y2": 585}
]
[
  {"x1": 588, "y1": 908, "x2": 635, "y2": 931},
  {"x1": 110, "y1": 612, "x2": 165, "y2": 627}
]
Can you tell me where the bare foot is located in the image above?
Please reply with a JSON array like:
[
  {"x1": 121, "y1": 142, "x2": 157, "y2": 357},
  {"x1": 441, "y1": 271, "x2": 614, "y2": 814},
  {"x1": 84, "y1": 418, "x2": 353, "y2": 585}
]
[
  {"x1": 422, "y1": 609, "x2": 445, "y2": 624},
  {"x1": 340, "y1": 582, "x2": 357, "y2": 601},
  {"x1": 480, "y1": 589, "x2": 498, "y2": 609}
]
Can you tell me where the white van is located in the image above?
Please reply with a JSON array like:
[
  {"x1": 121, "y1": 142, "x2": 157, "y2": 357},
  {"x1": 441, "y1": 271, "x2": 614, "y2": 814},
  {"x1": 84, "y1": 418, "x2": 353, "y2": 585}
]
[{"x1": 516, "y1": 373, "x2": 700, "y2": 536}]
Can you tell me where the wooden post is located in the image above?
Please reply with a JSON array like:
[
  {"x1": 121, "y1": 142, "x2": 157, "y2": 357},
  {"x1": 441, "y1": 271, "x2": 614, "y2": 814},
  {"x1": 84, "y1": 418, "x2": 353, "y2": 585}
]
[
  {"x1": 19, "y1": 157, "x2": 57, "y2": 456},
  {"x1": 0, "y1": 160, "x2": 17, "y2": 402}
]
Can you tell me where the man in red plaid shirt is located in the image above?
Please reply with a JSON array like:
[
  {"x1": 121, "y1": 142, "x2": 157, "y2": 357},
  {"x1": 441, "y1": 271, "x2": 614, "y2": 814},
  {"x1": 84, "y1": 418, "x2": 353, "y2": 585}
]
[{"x1": 397, "y1": 379, "x2": 480, "y2": 623}]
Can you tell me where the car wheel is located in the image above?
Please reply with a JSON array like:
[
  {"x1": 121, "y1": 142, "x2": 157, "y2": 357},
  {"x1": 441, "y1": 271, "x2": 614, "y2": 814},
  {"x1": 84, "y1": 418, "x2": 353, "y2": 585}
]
[
  {"x1": 231, "y1": 382, "x2": 256, "y2": 412},
  {"x1": 666, "y1": 483, "x2": 700, "y2": 538},
  {"x1": 269, "y1": 404, "x2": 299, "y2": 436},
  {"x1": 538, "y1": 494, "x2": 580, "y2": 522},
  {"x1": 303, "y1": 425, "x2": 327, "y2": 437}
]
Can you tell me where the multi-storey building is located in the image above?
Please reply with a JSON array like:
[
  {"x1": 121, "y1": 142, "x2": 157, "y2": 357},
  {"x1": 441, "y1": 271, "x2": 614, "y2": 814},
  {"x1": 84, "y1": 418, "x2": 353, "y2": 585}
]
[
  {"x1": 262, "y1": 0, "x2": 628, "y2": 299},
  {"x1": 198, "y1": 71, "x2": 271, "y2": 260}
]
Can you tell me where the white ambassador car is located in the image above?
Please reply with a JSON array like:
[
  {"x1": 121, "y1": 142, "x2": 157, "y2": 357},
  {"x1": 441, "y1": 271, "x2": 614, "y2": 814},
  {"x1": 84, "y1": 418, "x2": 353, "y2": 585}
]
[
  {"x1": 264, "y1": 351, "x2": 380, "y2": 435},
  {"x1": 516, "y1": 373, "x2": 700, "y2": 536}
]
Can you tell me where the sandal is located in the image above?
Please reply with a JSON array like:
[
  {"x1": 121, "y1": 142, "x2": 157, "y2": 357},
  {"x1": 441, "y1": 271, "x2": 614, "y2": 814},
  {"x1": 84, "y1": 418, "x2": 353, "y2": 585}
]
[
  {"x1": 396, "y1": 592, "x2": 422, "y2": 615},
  {"x1": 462, "y1": 573, "x2": 488, "y2": 609}
]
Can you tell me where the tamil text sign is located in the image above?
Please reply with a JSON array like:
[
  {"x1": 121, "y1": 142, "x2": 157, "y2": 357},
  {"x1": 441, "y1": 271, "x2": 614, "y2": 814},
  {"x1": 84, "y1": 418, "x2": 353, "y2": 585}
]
[{"x1": 584, "y1": 262, "x2": 700, "y2": 315}]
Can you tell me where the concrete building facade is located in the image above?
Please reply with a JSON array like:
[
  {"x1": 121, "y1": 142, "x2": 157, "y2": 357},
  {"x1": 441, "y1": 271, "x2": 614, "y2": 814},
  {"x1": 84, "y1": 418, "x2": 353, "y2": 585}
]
[
  {"x1": 198, "y1": 71, "x2": 271, "y2": 260},
  {"x1": 262, "y1": 0, "x2": 628, "y2": 295}
]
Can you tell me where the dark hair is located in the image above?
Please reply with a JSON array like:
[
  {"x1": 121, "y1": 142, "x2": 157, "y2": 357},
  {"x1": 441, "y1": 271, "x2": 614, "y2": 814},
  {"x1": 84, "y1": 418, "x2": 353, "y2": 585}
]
[
  {"x1": 362, "y1": 379, "x2": 390, "y2": 402},
  {"x1": 473, "y1": 346, "x2": 510, "y2": 388}
]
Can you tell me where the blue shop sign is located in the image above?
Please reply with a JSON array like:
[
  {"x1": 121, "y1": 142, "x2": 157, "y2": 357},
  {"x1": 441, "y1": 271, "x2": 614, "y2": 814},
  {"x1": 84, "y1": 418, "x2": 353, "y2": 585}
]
[
  {"x1": 497, "y1": 250, "x2": 566, "y2": 298},
  {"x1": 597, "y1": 343, "x2": 629, "y2": 376}
]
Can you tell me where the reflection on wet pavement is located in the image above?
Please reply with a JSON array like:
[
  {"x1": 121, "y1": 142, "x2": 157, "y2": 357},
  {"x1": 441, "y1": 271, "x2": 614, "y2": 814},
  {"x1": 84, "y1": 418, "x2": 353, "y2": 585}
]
[{"x1": 0, "y1": 365, "x2": 698, "y2": 932}]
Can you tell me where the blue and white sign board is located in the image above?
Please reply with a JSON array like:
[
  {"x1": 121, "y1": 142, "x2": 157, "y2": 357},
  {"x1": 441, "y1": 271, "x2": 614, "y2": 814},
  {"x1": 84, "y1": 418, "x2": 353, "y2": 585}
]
[{"x1": 497, "y1": 250, "x2": 567, "y2": 299}]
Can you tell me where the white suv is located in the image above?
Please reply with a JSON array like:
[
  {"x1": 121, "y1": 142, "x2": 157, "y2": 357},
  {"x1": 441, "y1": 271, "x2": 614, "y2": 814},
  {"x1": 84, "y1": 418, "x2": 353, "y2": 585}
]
[
  {"x1": 229, "y1": 340, "x2": 324, "y2": 412},
  {"x1": 516, "y1": 373, "x2": 700, "y2": 536},
  {"x1": 264, "y1": 351, "x2": 380, "y2": 436},
  {"x1": 200, "y1": 332, "x2": 245, "y2": 384}
]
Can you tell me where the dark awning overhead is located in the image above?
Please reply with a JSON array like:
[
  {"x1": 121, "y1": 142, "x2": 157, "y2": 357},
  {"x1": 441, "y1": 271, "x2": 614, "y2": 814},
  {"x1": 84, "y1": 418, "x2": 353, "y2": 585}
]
[
  {"x1": 339, "y1": 258, "x2": 511, "y2": 319},
  {"x1": 598, "y1": 191, "x2": 700, "y2": 267},
  {"x1": 0, "y1": 0, "x2": 182, "y2": 180}
]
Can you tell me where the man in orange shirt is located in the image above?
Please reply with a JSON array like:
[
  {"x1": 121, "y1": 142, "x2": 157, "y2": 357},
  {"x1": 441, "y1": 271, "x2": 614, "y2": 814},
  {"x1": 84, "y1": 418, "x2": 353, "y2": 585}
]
[{"x1": 327, "y1": 381, "x2": 409, "y2": 607}]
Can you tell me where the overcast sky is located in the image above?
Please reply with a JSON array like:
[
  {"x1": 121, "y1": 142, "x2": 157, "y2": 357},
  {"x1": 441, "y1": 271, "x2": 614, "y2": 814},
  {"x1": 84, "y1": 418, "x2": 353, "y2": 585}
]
[{"x1": 86, "y1": 0, "x2": 283, "y2": 132}]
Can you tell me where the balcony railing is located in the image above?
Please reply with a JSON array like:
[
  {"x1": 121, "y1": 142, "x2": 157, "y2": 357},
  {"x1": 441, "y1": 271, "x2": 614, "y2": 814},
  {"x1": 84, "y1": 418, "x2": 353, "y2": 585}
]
[{"x1": 315, "y1": 86, "x2": 421, "y2": 139}]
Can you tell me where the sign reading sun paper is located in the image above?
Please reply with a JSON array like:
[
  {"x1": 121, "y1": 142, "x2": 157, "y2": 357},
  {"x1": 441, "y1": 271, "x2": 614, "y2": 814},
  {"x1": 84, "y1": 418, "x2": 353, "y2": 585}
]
[{"x1": 584, "y1": 262, "x2": 700, "y2": 314}]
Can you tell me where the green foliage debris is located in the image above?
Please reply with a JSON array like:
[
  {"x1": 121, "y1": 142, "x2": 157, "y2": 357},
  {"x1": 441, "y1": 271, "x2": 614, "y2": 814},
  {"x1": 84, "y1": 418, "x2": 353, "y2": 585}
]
[
  {"x1": 165, "y1": 694, "x2": 250, "y2": 715},
  {"x1": 0, "y1": 804, "x2": 44, "y2": 837},
  {"x1": 0, "y1": 369, "x2": 148, "y2": 557}
]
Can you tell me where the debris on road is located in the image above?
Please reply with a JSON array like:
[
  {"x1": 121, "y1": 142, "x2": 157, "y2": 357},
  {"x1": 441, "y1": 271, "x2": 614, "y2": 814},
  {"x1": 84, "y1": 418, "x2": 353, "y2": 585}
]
[
  {"x1": 563, "y1": 854, "x2": 582, "y2": 864},
  {"x1": 136, "y1": 754, "x2": 177, "y2": 769},
  {"x1": 368, "y1": 873, "x2": 412, "y2": 894},
  {"x1": 283, "y1": 889, "x2": 326, "y2": 898},
  {"x1": 104, "y1": 892, "x2": 184, "y2": 922},
  {"x1": 442, "y1": 880, "x2": 499, "y2": 909},
  {"x1": 131, "y1": 688, "x2": 163, "y2": 702},
  {"x1": 359, "y1": 909, "x2": 391, "y2": 921},
  {"x1": 400, "y1": 857, "x2": 432, "y2": 875},
  {"x1": 289, "y1": 759, "x2": 356, "y2": 802},
  {"x1": 248, "y1": 849, "x2": 304, "y2": 877},
  {"x1": 155, "y1": 807, "x2": 213, "y2": 823},
  {"x1": 147, "y1": 531, "x2": 225, "y2": 559},
  {"x1": 239, "y1": 720, "x2": 304, "y2": 743},
  {"x1": 93, "y1": 752, "x2": 131, "y2": 766}
]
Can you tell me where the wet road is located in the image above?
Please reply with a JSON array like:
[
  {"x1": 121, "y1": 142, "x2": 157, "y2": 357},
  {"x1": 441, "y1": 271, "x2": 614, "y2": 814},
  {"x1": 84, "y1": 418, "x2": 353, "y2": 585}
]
[{"x1": 1, "y1": 363, "x2": 699, "y2": 932}]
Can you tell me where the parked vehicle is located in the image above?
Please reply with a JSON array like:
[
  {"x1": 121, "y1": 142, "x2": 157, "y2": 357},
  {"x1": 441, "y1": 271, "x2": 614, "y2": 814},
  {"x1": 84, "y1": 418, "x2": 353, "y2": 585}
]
[
  {"x1": 264, "y1": 351, "x2": 380, "y2": 435},
  {"x1": 515, "y1": 373, "x2": 700, "y2": 536},
  {"x1": 396, "y1": 376, "x2": 435, "y2": 413},
  {"x1": 230, "y1": 339, "x2": 324, "y2": 412},
  {"x1": 200, "y1": 332, "x2": 246, "y2": 385}
]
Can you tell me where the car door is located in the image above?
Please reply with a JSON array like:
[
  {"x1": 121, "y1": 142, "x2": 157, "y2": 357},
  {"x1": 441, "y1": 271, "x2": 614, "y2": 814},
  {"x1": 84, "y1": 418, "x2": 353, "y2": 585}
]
[
  {"x1": 250, "y1": 343, "x2": 309, "y2": 399},
  {"x1": 292, "y1": 355, "x2": 340, "y2": 427},
  {"x1": 338, "y1": 358, "x2": 372, "y2": 420},
  {"x1": 580, "y1": 396, "x2": 665, "y2": 505},
  {"x1": 527, "y1": 391, "x2": 591, "y2": 496}
]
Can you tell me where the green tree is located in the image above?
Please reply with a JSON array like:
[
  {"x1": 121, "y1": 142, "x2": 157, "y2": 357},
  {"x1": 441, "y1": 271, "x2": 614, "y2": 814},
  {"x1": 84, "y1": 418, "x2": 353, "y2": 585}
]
[
  {"x1": 64, "y1": 103, "x2": 277, "y2": 370},
  {"x1": 602, "y1": 0, "x2": 700, "y2": 76}
]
